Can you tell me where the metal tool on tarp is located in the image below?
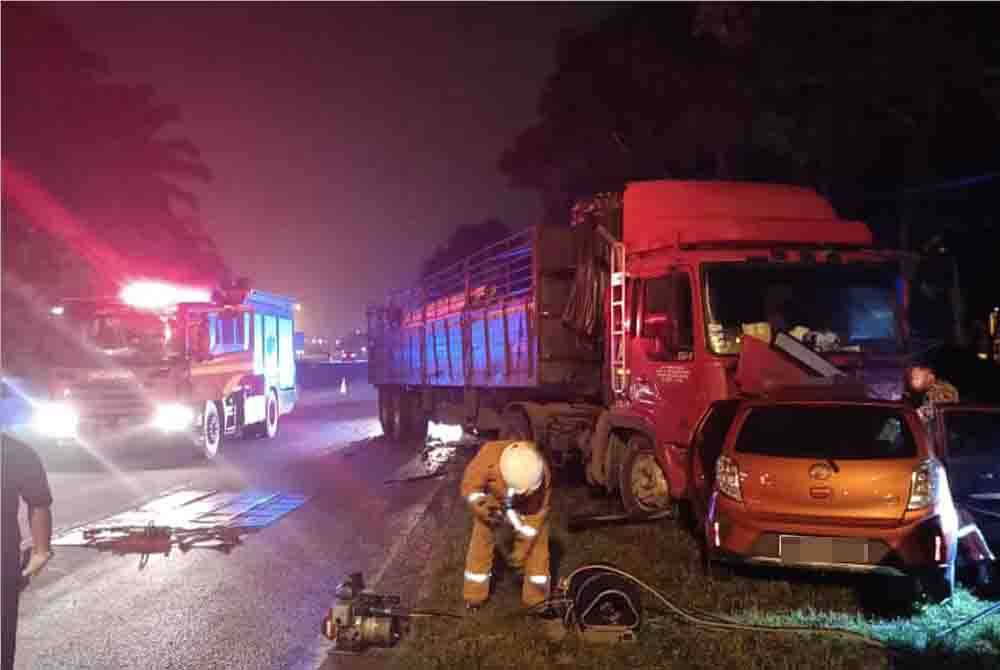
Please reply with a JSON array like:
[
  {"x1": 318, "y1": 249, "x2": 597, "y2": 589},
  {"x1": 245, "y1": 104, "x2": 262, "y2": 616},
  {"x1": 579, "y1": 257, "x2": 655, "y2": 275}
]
[{"x1": 54, "y1": 488, "x2": 311, "y2": 568}]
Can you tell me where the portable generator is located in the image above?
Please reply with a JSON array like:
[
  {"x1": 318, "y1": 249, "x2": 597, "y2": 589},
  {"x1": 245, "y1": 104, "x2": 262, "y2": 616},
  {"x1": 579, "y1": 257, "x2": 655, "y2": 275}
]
[{"x1": 321, "y1": 573, "x2": 408, "y2": 653}]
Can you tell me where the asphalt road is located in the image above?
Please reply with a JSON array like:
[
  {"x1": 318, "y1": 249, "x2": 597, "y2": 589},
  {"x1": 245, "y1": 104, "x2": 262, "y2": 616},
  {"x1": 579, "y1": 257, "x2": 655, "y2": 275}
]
[{"x1": 13, "y1": 382, "x2": 450, "y2": 670}]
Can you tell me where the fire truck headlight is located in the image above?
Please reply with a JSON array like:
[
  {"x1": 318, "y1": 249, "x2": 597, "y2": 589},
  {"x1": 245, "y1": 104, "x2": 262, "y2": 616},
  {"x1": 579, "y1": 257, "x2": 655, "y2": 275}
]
[
  {"x1": 33, "y1": 403, "x2": 79, "y2": 439},
  {"x1": 153, "y1": 403, "x2": 195, "y2": 432}
]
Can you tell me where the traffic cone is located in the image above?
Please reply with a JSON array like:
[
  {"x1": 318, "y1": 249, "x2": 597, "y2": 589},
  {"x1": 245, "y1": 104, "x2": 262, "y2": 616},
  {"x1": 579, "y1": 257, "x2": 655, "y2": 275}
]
[{"x1": 340, "y1": 377, "x2": 348, "y2": 395}]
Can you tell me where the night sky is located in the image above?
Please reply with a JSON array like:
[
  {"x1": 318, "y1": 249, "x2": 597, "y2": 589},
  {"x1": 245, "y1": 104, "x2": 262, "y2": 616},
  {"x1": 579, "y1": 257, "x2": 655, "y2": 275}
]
[{"x1": 49, "y1": 2, "x2": 610, "y2": 337}]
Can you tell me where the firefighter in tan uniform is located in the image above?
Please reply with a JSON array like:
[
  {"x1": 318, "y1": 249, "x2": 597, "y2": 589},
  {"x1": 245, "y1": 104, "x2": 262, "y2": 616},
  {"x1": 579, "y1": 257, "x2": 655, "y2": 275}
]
[{"x1": 460, "y1": 440, "x2": 551, "y2": 610}]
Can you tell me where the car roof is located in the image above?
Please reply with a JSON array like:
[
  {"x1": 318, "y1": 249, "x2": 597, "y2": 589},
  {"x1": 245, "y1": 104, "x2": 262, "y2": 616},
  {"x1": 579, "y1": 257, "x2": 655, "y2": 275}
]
[{"x1": 735, "y1": 396, "x2": 905, "y2": 411}]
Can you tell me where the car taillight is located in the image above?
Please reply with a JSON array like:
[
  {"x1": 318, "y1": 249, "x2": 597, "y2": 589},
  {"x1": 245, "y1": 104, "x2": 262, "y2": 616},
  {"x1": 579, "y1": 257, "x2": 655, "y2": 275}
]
[
  {"x1": 907, "y1": 458, "x2": 942, "y2": 510},
  {"x1": 716, "y1": 455, "x2": 743, "y2": 502}
]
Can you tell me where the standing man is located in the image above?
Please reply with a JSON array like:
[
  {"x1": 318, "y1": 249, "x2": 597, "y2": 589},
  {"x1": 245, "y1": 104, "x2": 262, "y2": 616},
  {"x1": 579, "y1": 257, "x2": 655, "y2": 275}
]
[
  {"x1": 460, "y1": 441, "x2": 551, "y2": 611},
  {"x1": 2, "y1": 436, "x2": 54, "y2": 670},
  {"x1": 905, "y1": 362, "x2": 960, "y2": 427}
]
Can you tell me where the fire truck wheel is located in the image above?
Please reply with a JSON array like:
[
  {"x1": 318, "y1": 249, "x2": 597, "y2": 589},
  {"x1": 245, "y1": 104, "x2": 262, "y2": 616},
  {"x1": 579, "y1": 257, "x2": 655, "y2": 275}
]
[
  {"x1": 263, "y1": 390, "x2": 279, "y2": 439},
  {"x1": 619, "y1": 435, "x2": 672, "y2": 518},
  {"x1": 378, "y1": 387, "x2": 402, "y2": 441},
  {"x1": 198, "y1": 400, "x2": 224, "y2": 460}
]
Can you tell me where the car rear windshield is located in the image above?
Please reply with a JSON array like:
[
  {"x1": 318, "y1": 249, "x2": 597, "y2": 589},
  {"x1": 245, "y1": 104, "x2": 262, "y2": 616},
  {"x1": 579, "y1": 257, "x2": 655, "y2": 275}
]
[{"x1": 735, "y1": 405, "x2": 916, "y2": 459}]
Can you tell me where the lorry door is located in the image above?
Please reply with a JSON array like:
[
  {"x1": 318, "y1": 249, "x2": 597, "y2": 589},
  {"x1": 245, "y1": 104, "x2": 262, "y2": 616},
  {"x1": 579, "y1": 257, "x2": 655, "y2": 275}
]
[{"x1": 629, "y1": 268, "x2": 700, "y2": 493}]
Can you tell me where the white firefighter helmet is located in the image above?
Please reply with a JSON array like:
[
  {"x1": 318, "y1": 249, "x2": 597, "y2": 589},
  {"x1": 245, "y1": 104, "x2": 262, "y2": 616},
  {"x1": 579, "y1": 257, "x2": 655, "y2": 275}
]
[{"x1": 499, "y1": 441, "x2": 544, "y2": 495}]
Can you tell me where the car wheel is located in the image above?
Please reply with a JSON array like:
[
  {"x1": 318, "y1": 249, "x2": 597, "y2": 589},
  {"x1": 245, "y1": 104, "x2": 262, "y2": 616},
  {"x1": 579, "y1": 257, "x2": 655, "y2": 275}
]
[
  {"x1": 196, "y1": 400, "x2": 223, "y2": 460},
  {"x1": 619, "y1": 435, "x2": 673, "y2": 518}
]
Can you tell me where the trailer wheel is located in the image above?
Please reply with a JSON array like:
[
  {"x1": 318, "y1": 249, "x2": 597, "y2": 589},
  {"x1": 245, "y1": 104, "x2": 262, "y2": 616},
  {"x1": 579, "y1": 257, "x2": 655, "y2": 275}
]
[
  {"x1": 619, "y1": 435, "x2": 672, "y2": 518},
  {"x1": 499, "y1": 407, "x2": 533, "y2": 441},
  {"x1": 378, "y1": 387, "x2": 401, "y2": 441},
  {"x1": 402, "y1": 391, "x2": 428, "y2": 443},
  {"x1": 196, "y1": 400, "x2": 224, "y2": 460}
]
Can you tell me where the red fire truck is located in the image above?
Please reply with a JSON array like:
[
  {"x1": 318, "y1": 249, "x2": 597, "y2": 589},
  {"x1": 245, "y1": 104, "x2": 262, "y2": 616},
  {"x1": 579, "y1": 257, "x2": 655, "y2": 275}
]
[
  {"x1": 368, "y1": 180, "x2": 911, "y2": 517},
  {"x1": 25, "y1": 279, "x2": 298, "y2": 459}
]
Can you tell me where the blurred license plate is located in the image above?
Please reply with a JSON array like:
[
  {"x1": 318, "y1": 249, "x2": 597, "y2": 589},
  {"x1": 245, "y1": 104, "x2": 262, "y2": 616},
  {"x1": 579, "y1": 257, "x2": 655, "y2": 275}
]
[{"x1": 779, "y1": 536, "x2": 868, "y2": 564}]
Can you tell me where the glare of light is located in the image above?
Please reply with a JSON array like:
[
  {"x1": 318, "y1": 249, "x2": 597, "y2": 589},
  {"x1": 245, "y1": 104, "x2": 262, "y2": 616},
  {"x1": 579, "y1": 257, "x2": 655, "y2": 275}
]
[
  {"x1": 32, "y1": 402, "x2": 79, "y2": 439},
  {"x1": 152, "y1": 403, "x2": 195, "y2": 432},
  {"x1": 427, "y1": 421, "x2": 463, "y2": 444},
  {"x1": 295, "y1": 303, "x2": 303, "y2": 312},
  {"x1": 50, "y1": 305, "x2": 65, "y2": 316},
  {"x1": 120, "y1": 281, "x2": 212, "y2": 311}
]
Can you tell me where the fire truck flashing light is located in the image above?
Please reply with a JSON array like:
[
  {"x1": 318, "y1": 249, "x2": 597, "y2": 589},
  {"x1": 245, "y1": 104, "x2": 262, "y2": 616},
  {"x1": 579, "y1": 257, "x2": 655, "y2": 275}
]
[{"x1": 120, "y1": 281, "x2": 213, "y2": 311}]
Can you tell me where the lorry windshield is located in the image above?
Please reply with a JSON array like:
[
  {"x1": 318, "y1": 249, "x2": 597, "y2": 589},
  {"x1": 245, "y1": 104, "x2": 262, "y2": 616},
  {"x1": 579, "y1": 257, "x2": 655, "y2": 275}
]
[{"x1": 703, "y1": 263, "x2": 899, "y2": 356}]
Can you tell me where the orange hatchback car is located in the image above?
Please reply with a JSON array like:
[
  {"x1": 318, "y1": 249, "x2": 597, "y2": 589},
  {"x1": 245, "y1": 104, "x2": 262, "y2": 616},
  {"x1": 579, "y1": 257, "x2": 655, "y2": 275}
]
[{"x1": 689, "y1": 396, "x2": 961, "y2": 601}]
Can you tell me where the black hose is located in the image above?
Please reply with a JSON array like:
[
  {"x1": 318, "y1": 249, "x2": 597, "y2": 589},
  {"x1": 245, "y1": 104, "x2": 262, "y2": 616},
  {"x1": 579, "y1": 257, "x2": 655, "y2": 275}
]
[
  {"x1": 568, "y1": 564, "x2": 888, "y2": 650},
  {"x1": 406, "y1": 609, "x2": 464, "y2": 619},
  {"x1": 934, "y1": 600, "x2": 1000, "y2": 639}
]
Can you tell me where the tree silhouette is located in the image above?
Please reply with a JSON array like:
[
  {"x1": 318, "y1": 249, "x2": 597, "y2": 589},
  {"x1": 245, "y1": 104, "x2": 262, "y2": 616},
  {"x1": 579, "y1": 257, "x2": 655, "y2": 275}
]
[
  {"x1": 500, "y1": 4, "x2": 1000, "y2": 224},
  {"x1": 1, "y1": 4, "x2": 227, "y2": 297},
  {"x1": 419, "y1": 218, "x2": 513, "y2": 280}
]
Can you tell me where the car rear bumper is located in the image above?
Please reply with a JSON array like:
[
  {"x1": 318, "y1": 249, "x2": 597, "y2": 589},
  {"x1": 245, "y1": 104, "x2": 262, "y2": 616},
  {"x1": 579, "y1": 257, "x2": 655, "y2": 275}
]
[{"x1": 708, "y1": 500, "x2": 956, "y2": 576}]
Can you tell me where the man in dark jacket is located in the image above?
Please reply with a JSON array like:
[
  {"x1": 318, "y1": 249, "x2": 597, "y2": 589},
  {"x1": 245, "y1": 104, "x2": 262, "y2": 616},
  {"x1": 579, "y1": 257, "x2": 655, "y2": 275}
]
[
  {"x1": 905, "y1": 363, "x2": 960, "y2": 427},
  {"x1": 2, "y1": 436, "x2": 54, "y2": 670}
]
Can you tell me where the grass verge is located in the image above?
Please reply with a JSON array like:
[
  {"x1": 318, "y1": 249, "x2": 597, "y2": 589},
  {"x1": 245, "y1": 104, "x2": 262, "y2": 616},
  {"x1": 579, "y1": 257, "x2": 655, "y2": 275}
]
[{"x1": 390, "y1": 477, "x2": 1000, "y2": 670}]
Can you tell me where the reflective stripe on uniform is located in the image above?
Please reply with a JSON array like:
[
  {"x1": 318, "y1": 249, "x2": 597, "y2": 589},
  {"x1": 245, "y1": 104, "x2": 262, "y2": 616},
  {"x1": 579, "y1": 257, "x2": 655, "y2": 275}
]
[
  {"x1": 528, "y1": 575, "x2": 549, "y2": 585},
  {"x1": 467, "y1": 492, "x2": 487, "y2": 503},
  {"x1": 464, "y1": 571, "x2": 490, "y2": 583}
]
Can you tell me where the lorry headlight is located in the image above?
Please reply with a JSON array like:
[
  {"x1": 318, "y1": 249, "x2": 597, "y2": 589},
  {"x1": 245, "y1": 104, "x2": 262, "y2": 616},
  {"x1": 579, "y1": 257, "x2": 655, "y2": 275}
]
[
  {"x1": 33, "y1": 402, "x2": 79, "y2": 439},
  {"x1": 153, "y1": 403, "x2": 195, "y2": 432}
]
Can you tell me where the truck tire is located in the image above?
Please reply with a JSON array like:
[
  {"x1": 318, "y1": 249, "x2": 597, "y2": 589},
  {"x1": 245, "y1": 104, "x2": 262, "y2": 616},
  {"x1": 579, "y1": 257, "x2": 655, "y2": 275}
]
[
  {"x1": 197, "y1": 400, "x2": 224, "y2": 460},
  {"x1": 402, "y1": 390, "x2": 428, "y2": 443},
  {"x1": 244, "y1": 390, "x2": 278, "y2": 439},
  {"x1": 619, "y1": 435, "x2": 673, "y2": 519},
  {"x1": 263, "y1": 389, "x2": 279, "y2": 439},
  {"x1": 378, "y1": 386, "x2": 401, "y2": 441},
  {"x1": 499, "y1": 407, "x2": 533, "y2": 441}
]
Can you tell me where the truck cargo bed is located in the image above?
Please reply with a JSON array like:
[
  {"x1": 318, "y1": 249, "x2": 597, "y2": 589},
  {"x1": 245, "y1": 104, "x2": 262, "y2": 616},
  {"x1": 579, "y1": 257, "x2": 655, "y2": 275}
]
[{"x1": 368, "y1": 226, "x2": 602, "y2": 398}]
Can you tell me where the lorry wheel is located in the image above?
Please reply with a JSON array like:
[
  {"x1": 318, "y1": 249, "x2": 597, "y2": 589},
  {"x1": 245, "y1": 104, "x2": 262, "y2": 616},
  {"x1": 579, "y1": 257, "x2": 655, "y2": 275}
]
[
  {"x1": 378, "y1": 387, "x2": 401, "y2": 441},
  {"x1": 263, "y1": 390, "x2": 279, "y2": 439},
  {"x1": 403, "y1": 391, "x2": 429, "y2": 443},
  {"x1": 197, "y1": 400, "x2": 224, "y2": 460},
  {"x1": 499, "y1": 407, "x2": 533, "y2": 441},
  {"x1": 619, "y1": 435, "x2": 673, "y2": 518}
]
